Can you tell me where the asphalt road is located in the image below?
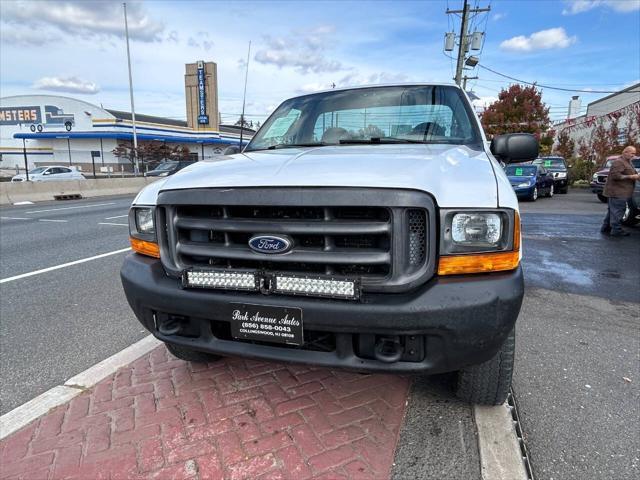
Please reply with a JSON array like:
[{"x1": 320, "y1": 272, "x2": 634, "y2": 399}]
[
  {"x1": 0, "y1": 195, "x2": 145, "y2": 414},
  {"x1": 517, "y1": 189, "x2": 639, "y2": 480},
  {"x1": 0, "y1": 189, "x2": 638, "y2": 480}
]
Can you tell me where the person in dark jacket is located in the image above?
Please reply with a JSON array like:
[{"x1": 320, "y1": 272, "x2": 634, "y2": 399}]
[{"x1": 601, "y1": 146, "x2": 639, "y2": 237}]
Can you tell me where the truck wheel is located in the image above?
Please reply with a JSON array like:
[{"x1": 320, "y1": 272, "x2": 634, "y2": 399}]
[
  {"x1": 455, "y1": 328, "x2": 515, "y2": 405},
  {"x1": 597, "y1": 194, "x2": 607, "y2": 203},
  {"x1": 165, "y1": 342, "x2": 222, "y2": 363},
  {"x1": 529, "y1": 187, "x2": 538, "y2": 201}
]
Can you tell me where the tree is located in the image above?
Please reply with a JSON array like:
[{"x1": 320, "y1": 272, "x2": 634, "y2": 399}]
[
  {"x1": 235, "y1": 115, "x2": 251, "y2": 128},
  {"x1": 577, "y1": 138, "x2": 591, "y2": 161},
  {"x1": 554, "y1": 129, "x2": 575, "y2": 159},
  {"x1": 480, "y1": 84, "x2": 550, "y2": 137},
  {"x1": 539, "y1": 134, "x2": 554, "y2": 156},
  {"x1": 624, "y1": 110, "x2": 640, "y2": 150},
  {"x1": 169, "y1": 144, "x2": 191, "y2": 161},
  {"x1": 590, "y1": 120, "x2": 610, "y2": 168}
]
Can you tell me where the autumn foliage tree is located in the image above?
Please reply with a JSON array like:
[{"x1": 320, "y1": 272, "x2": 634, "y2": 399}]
[
  {"x1": 480, "y1": 84, "x2": 550, "y2": 137},
  {"x1": 554, "y1": 129, "x2": 575, "y2": 159}
]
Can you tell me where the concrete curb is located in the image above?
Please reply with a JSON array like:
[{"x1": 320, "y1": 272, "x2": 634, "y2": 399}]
[
  {"x1": 0, "y1": 178, "x2": 156, "y2": 205},
  {"x1": 474, "y1": 403, "x2": 529, "y2": 480},
  {"x1": 0, "y1": 335, "x2": 162, "y2": 440}
]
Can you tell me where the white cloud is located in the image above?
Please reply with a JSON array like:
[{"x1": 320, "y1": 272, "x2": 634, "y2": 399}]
[
  {"x1": 500, "y1": 28, "x2": 577, "y2": 52},
  {"x1": 1, "y1": 26, "x2": 61, "y2": 46},
  {"x1": 253, "y1": 28, "x2": 344, "y2": 74},
  {"x1": 33, "y1": 76, "x2": 100, "y2": 94},
  {"x1": 562, "y1": 0, "x2": 640, "y2": 15},
  {"x1": 1, "y1": 0, "x2": 164, "y2": 43},
  {"x1": 492, "y1": 12, "x2": 507, "y2": 21},
  {"x1": 187, "y1": 32, "x2": 213, "y2": 51}
]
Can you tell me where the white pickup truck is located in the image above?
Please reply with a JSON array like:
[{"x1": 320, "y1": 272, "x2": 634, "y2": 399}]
[{"x1": 121, "y1": 84, "x2": 538, "y2": 405}]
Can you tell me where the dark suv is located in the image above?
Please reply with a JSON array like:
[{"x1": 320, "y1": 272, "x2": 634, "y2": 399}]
[{"x1": 533, "y1": 156, "x2": 568, "y2": 194}]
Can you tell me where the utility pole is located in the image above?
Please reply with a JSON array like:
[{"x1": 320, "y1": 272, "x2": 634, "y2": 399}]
[
  {"x1": 123, "y1": 3, "x2": 139, "y2": 175},
  {"x1": 462, "y1": 76, "x2": 478, "y2": 90},
  {"x1": 446, "y1": 0, "x2": 490, "y2": 86},
  {"x1": 239, "y1": 41, "x2": 251, "y2": 150}
]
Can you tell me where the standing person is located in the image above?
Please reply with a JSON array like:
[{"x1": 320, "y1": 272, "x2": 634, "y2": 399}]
[{"x1": 600, "y1": 146, "x2": 639, "y2": 237}]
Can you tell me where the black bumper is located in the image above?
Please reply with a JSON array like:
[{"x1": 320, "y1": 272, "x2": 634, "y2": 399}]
[{"x1": 121, "y1": 253, "x2": 524, "y2": 373}]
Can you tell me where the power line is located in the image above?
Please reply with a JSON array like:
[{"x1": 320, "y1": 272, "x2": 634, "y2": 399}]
[{"x1": 478, "y1": 64, "x2": 640, "y2": 94}]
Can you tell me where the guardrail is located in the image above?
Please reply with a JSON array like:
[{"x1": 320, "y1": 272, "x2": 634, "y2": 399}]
[{"x1": 0, "y1": 178, "x2": 158, "y2": 205}]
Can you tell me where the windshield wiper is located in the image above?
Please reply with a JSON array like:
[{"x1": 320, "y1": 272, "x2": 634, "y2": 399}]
[
  {"x1": 266, "y1": 142, "x2": 327, "y2": 150},
  {"x1": 338, "y1": 137, "x2": 438, "y2": 145}
]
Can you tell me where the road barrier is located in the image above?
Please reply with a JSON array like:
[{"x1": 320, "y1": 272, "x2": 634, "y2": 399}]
[{"x1": 0, "y1": 177, "x2": 158, "y2": 205}]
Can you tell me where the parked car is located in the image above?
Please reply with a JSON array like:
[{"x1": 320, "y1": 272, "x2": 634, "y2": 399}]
[
  {"x1": 121, "y1": 83, "x2": 539, "y2": 405},
  {"x1": 622, "y1": 179, "x2": 640, "y2": 226},
  {"x1": 533, "y1": 156, "x2": 569, "y2": 194},
  {"x1": 145, "y1": 160, "x2": 196, "y2": 177},
  {"x1": 11, "y1": 166, "x2": 85, "y2": 182},
  {"x1": 590, "y1": 156, "x2": 640, "y2": 203},
  {"x1": 505, "y1": 164, "x2": 554, "y2": 201}
]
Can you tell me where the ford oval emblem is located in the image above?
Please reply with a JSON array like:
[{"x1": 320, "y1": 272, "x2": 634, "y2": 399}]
[{"x1": 248, "y1": 235, "x2": 293, "y2": 254}]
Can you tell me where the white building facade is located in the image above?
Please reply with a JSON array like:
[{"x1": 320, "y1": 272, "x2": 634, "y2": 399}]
[
  {"x1": 551, "y1": 83, "x2": 640, "y2": 158},
  {"x1": 0, "y1": 95, "x2": 249, "y2": 173}
]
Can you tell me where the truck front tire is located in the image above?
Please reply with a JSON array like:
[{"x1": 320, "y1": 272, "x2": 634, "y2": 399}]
[
  {"x1": 165, "y1": 342, "x2": 223, "y2": 363},
  {"x1": 455, "y1": 328, "x2": 515, "y2": 405}
]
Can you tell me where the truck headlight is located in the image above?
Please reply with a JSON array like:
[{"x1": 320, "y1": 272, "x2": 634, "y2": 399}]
[
  {"x1": 129, "y1": 207, "x2": 160, "y2": 258},
  {"x1": 135, "y1": 208, "x2": 155, "y2": 234},
  {"x1": 438, "y1": 209, "x2": 520, "y2": 275},
  {"x1": 592, "y1": 173, "x2": 598, "y2": 181}
]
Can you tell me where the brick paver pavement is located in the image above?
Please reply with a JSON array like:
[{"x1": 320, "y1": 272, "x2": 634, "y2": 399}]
[{"x1": 0, "y1": 345, "x2": 410, "y2": 480}]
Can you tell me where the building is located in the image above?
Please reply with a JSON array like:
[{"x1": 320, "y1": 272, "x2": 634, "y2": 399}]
[
  {"x1": 0, "y1": 61, "x2": 255, "y2": 174},
  {"x1": 552, "y1": 83, "x2": 640, "y2": 157}
]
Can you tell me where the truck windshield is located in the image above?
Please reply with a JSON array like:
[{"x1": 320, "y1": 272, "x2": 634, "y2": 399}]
[{"x1": 245, "y1": 85, "x2": 481, "y2": 152}]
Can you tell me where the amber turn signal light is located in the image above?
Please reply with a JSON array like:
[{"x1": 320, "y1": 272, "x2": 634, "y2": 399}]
[
  {"x1": 130, "y1": 237, "x2": 160, "y2": 258},
  {"x1": 437, "y1": 250, "x2": 520, "y2": 275}
]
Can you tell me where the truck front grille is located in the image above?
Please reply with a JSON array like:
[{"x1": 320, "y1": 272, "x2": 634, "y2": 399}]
[{"x1": 156, "y1": 188, "x2": 436, "y2": 293}]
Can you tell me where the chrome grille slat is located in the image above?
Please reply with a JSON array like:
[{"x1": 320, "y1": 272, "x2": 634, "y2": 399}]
[
  {"x1": 176, "y1": 241, "x2": 391, "y2": 265},
  {"x1": 174, "y1": 216, "x2": 391, "y2": 235}
]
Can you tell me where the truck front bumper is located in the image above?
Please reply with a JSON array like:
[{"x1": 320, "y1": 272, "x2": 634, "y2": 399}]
[{"x1": 121, "y1": 253, "x2": 524, "y2": 374}]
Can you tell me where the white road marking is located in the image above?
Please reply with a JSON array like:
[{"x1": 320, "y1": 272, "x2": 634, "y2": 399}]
[
  {"x1": 38, "y1": 219, "x2": 68, "y2": 223},
  {"x1": 0, "y1": 247, "x2": 131, "y2": 284},
  {"x1": 0, "y1": 217, "x2": 30, "y2": 220},
  {"x1": 0, "y1": 335, "x2": 162, "y2": 440},
  {"x1": 25, "y1": 202, "x2": 116, "y2": 214},
  {"x1": 104, "y1": 214, "x2": 129, "y2": 220},
  {"x1": 98, "y1": 222, "x2": 128, "y2": 226}
]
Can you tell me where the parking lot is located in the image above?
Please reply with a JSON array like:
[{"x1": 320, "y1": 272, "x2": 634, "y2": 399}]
[{"x1": 1, "y1": 189, "x2": 638, "y2": 479}]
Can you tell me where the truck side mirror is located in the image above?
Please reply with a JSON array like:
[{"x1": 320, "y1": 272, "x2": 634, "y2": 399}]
[
  {"x1": 223, "y1": 145, "x2": 241, "y2": 155},
  {"x1": 490, "y1": 133, "x2": 539, "y2": 164}
]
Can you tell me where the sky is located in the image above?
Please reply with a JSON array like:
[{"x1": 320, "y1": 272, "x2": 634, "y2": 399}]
[{"x1": 1, "y1": 0, "x2": 639, "y2": 125}]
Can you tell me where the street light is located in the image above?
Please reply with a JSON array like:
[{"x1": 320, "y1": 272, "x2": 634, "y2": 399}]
[{"x1": 465, "y1": 56, "x2": 479, "y2": 68}]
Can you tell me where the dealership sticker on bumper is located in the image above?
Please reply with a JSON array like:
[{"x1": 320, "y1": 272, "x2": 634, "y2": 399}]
[{"x1": 230, "y1": 303, "x2": 303, "y2": 346}]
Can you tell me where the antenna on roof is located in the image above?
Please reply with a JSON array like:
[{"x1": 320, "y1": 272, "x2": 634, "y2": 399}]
[{"x1": 239, "y1": 41, "x2": 251, "y2": 149}]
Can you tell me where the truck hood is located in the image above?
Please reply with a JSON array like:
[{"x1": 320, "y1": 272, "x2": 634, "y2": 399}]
[{"x1": 156, "y1": 144, "x2": 499, "y2": 208}]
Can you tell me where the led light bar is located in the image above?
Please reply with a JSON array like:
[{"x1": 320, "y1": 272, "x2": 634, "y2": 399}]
[
  {"x1": 273, "y1": 275, "x2": 359, "y2": 300},
  {"x1": 183, "y1": 269, "x2": 259, "y2": 291}
]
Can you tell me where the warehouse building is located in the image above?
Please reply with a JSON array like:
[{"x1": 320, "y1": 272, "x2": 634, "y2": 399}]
[
  {"x1": 552, "y1": 82, "x2": 640, "y2": 156},
  {"x1": 0, "y1": 61, "x2": 255, "y2": 173}
]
